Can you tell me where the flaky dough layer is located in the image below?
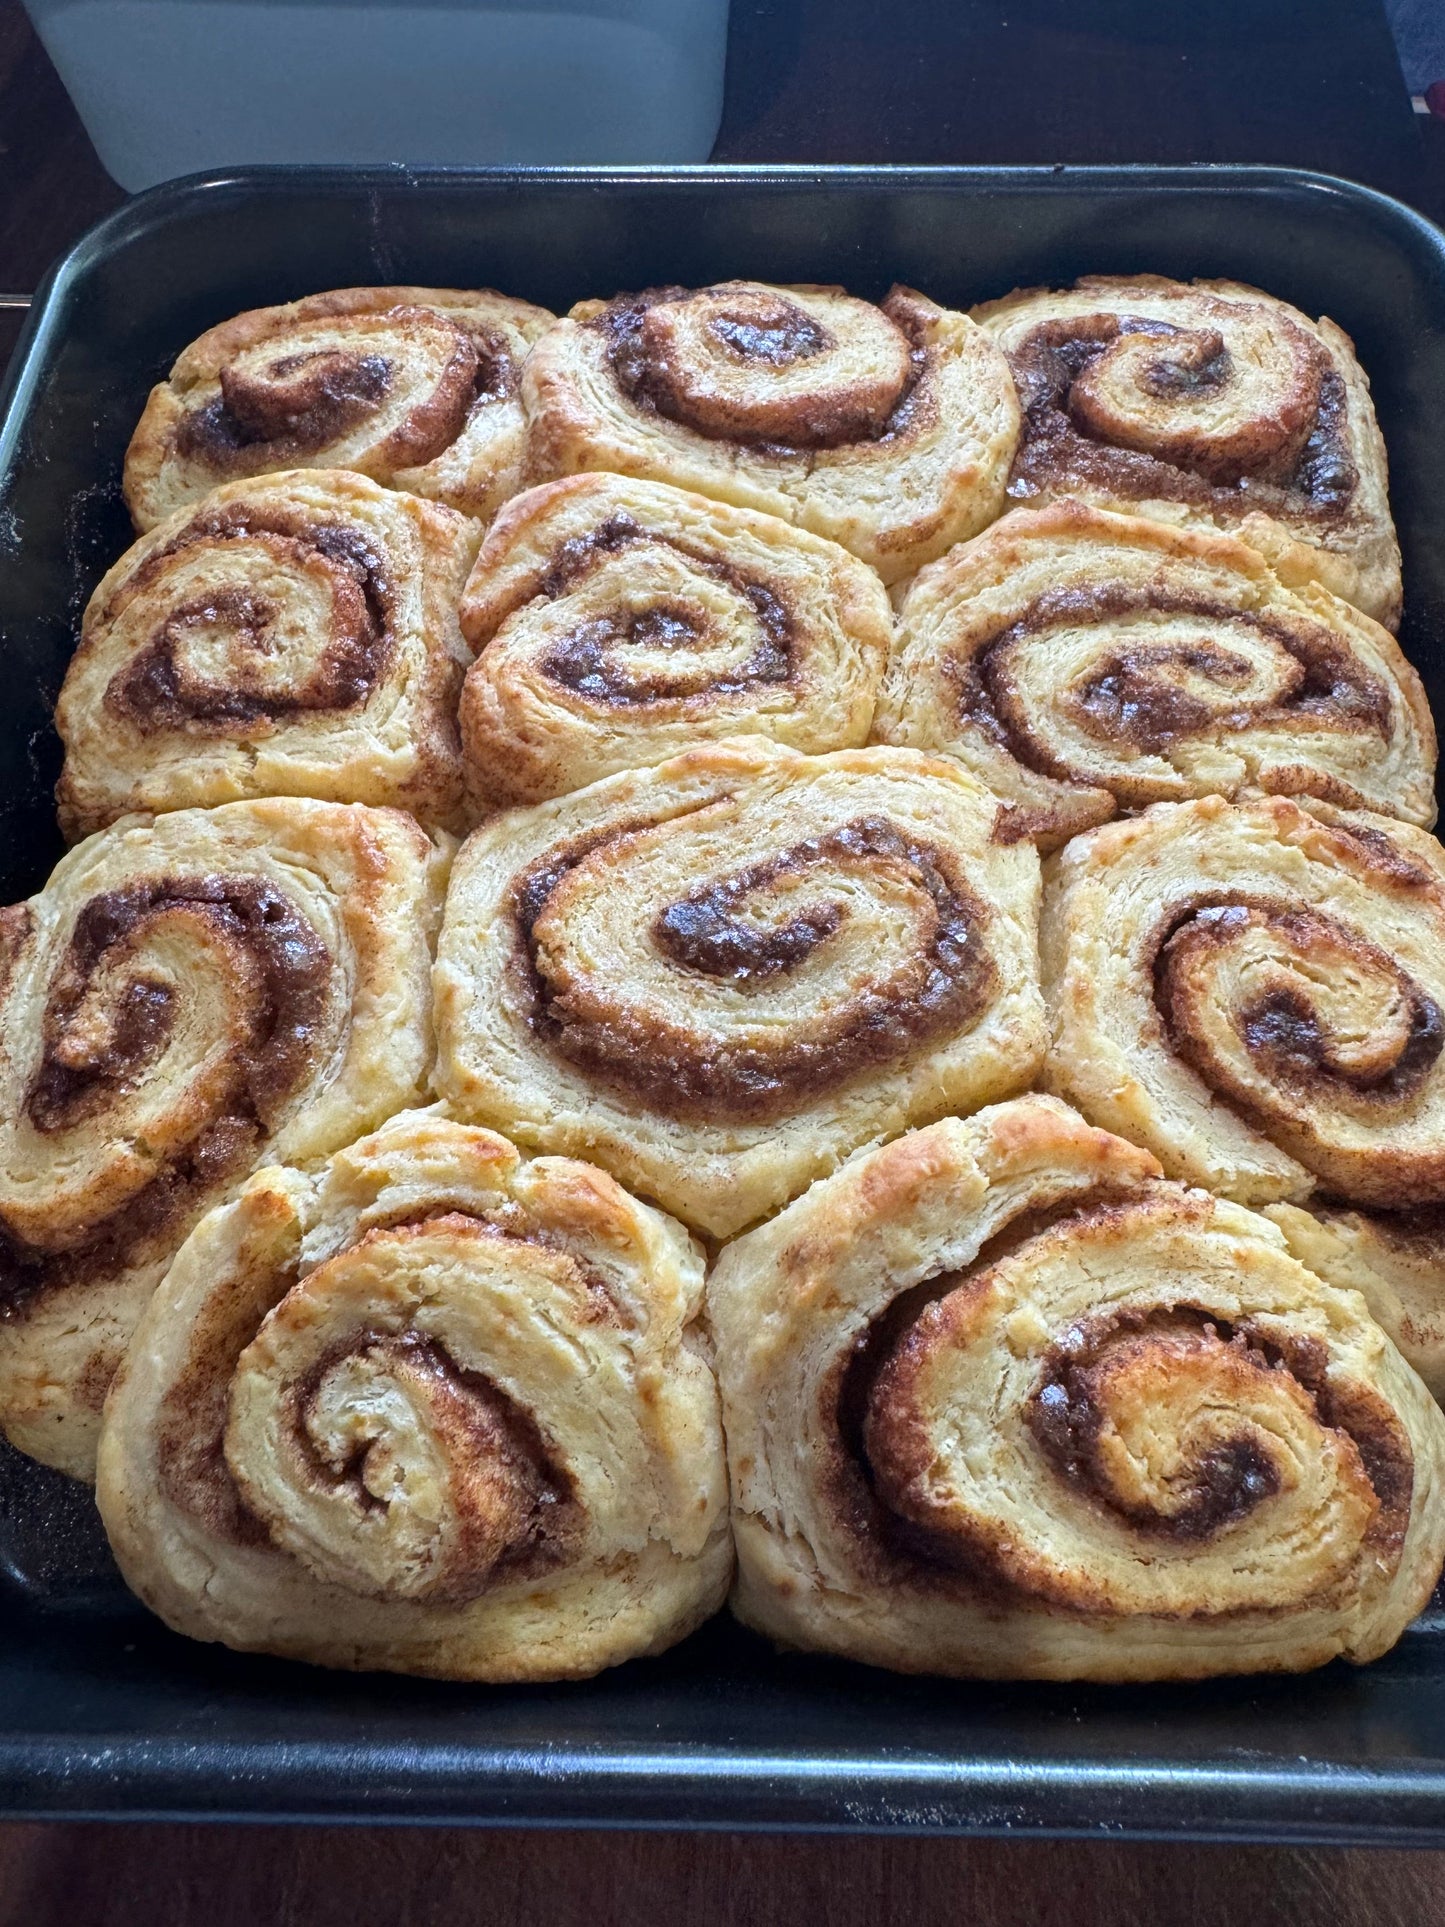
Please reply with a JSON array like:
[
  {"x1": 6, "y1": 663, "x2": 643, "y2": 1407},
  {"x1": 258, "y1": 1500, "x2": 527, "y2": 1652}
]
[
  {"x1": 434, "y1": 738, "x2": 1046, "y2": 1238},
  {"x1": 523, "y1": 281, "x2": 1020, "y2": 584},
  {"x1": 58, "y1": 469, "x2": 481, "y2": 837},
  {"x1": 0, "y1": 799, "x2": 449, "y2": 1477},
  {"x1": 459, "y1": 473, "x2": 892, "y2": 807},
  {"x1": 1042, "y1": 795, "x2": 1445, "y2": 1209},
  {"x1": 974, "y1": 275, "x2": 1400, "y2": 628},
  {"x1": 874, "y1": 501, "x2": 1434, "y2": 847},
  {"x1": 710, "y1": 1094, "x2": 1445, "y2": 1680},
  {"x1": 124, "y1": 286, "x2": 555, "y2": 530},
  {"x1": 96, "y1": 1110, "x2": 730, "y2": 1681}
]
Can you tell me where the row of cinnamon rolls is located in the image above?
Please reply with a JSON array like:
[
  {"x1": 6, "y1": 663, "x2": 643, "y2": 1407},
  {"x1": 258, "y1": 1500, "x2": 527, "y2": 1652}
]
[
  {"x1": 7, "y1": 738, "x2": 1445, "y2": 1682},
  {"x1": 60, "y1": 270, "x2": 1420, "y2": 845},
  {"x1": 94, "y1": 1093, "x2": 1445, "y2": 1685},
  {"x1": 5, "y1": 267, "x2": 1445, "y2": 1687},
  {"x1": 119, "y1": 274, "x2": 1401, "y2": 621},
  {"x1": 58, "y1": 465, "x2": 1435, "y2": 848}
]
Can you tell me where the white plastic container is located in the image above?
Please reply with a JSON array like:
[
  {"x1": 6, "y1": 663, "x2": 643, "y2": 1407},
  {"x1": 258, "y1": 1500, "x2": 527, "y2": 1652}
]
[{"x1": 21, "y1": 0, "x2": 731, "y2": 190}]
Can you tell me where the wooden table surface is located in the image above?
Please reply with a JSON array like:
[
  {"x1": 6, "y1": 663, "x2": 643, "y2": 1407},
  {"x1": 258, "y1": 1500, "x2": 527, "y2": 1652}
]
[
  {"x1": 3, "y1": 0, "x2": 1445, "y2": 1917},
  {"x1": 6, "y1": 1824, "x2": 1445, "y2": 1926}
]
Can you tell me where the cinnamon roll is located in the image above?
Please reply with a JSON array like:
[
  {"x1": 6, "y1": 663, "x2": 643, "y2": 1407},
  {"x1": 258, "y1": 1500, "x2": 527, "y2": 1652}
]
[
  {"x1": 57, "y1": 470, "x2": 481, "y2": 839},
  {"x1": 458, "y1": 474, "x2": 893, "y2": 807},
  {"x1": 433, "y1": 739, "x2": 1046, "y2": 1239},
  {"x1": 872, "y1": 502, "x2": 1435, "y2": 848},
  {"x1": 973, "y1": 275, "x2": 1400, "y2": 628},
  {"x1": 96, "y1": 1110, "x2": 729, "y2": 1680},
  {"x1": 1265, "y1": 1202, "x2": 1445, "y2": 1405},
  {"x1": 522, "y1": 282, "x2": 1020, "y2": 584},
  {"x1": 124, "y1": 287, "x2": 555, "y2": 531},
  {"x1": 1042, "y1": 795, "x2": 1445, "y2": 1210},
  {"x1": 709, "y1": 1093, "x2": 1445, "y2": 1679},
  {"x1": 0, "y1": 799, "x2": 448, "y2": 1479}
]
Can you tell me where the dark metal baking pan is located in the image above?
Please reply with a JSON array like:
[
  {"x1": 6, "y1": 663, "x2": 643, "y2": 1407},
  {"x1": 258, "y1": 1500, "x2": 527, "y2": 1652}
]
[{"x1": 4, "y1": 164, "x2": 1445, "y2": 1843}]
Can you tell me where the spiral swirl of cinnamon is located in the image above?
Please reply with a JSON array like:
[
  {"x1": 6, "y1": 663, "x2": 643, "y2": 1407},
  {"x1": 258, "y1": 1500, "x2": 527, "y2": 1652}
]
[
  {"x1": 57, "y1": 470, "x2": 481, "y2": 838},
  {"x1": 0, "y1": 799, "x2": 448, "y2": 1479},
  {"x1": 434, "y1": 739, "x2": 1046, "y2": 1239},
  {"x1": 457, "y1": 473, "x2": 893, "y2": 806},
  {"x1": 522, "y1": 281, "x2": 1020, "y2": 584},
  {"x1": 873, "y1": 502, "x2": 1435, "y2": 848},
  {"x1": 124, "y1": 287, "x2": 555, "y2": 531},
  {"x1": 709, "y1": 1094, "x2": 1445, "y2": 1679},
  {"x1": 973, "y1": 275, "x2": 1401, "y2": 628},
  {"x1": 1042, "y1": 794, "x2": 1445, "y2": 1210},
  {"x1": 95, "y1": 1111, "x2": 730, "y2": 1680}
]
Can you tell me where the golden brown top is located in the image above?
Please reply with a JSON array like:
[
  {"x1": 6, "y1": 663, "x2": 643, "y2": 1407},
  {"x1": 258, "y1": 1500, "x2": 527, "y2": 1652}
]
[
  {"x1": 123, "y1": 286, "x2": 556, "y2": 529},
  {"x1": 825, "y1": 1183, "x2": 1414, "y2": 1615},
  {"x1": 99, "y1": 498, "x2": 396, "y2": 732},
  {"x1": 502, "y1": 507, "x2": 792, "y2": 706},
  {"x1": 182, "y1": 303, "x2": 513, "y2": 469},
  {"x1": 509, "y1": 806, "x2": 998, "y2": 1123},
  {"x1": 874, "y1": 504, "x2": 1435, "y2": 847},
  {"x1": 590, "y1": 283, "x2": 927, "y2": 450},
  {"x1": 1000, "y1": 297, "x2": 1353, "y2": 519},
  {"x1": 2, "y1": 872, "x2": 331, "y2": 1315}
]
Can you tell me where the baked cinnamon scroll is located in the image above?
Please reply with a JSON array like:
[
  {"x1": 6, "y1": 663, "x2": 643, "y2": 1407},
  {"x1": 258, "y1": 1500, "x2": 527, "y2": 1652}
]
[
  {"x1": 458, "y1": 474, "x2": 893, "y2": 807},
  {"x1": 96, "y1": 1111, "x2": 729, "y2": 1680},
  {"x1": 522, "y1": 281, "x2": 1020, "y2": 583},
  {"x1": 124, "y1": 287, "x2": 555, "y2": 531},
  {"x1": 0, "y1": 800, "x2": 447, "y2": 1478},
  {"x1": 1265, "y1": 1202, "x2": 1445, "y2": 1405},
  {"x1": 974, "y1": 275, "x2": 1400, "y2": 628},
  {"x1": 433, "y1": 739, "x2": 1046, "y2": 1238},
  {"x1": 709, "y1": 1093, "x2": 1445, "y2": 1679},
  {"x1": 872, "y1": 502, "x2": 1435, "y2": 848},
  {"x1": 1042, "y1": 796, "x2": 1445, "y2": 1209},
  {"x1": 57, "y1": 471, "x2": 481, "y2": 838}
]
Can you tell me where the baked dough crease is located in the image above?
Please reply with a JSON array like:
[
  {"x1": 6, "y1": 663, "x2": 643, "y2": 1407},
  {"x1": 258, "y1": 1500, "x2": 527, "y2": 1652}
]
[
  {"x1": 1264, "y1": 1201, "x2": 1445, "y2": 1406},
  {"x1": 433, "y1": 739, "x2": 1047, "y2": 1239},
  {"x1": 459, "y1": 473, "x2": 892, "y2": 807},
  {"x1": 124, "y1": 286, "x2": 555, "y2": 529},
  {"x1": 709, "y1": 1094, "x2": 1445, "y2": 1679},
  {"x1": 522, "y1": 280, "x2": 1020, "y2": 583},
  {"x1": 0, "y1": 799, "x2": 448, "y2": 1478},
  {"x1": 974, "y1": 275, "x2": 1401, "y2": 628},
  {"x1": 873, "y1": 501, "x2": 1434, "y2": 849},
  {"x1": 58, "y1": 470, "x2": 481, "y2": 838},
  {"x1": 96, "y1": 1110, "x2": 730, "y2": 1681}
]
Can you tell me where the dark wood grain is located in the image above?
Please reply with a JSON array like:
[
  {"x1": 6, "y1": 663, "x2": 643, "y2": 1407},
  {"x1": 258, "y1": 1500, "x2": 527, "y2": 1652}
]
[
  {"x1": 714, "y1": 0, "x2": 1424, "y2": 191},
  {"x1": 4, "y1": 1825, "x2": 1445, "y2": 1927}
]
